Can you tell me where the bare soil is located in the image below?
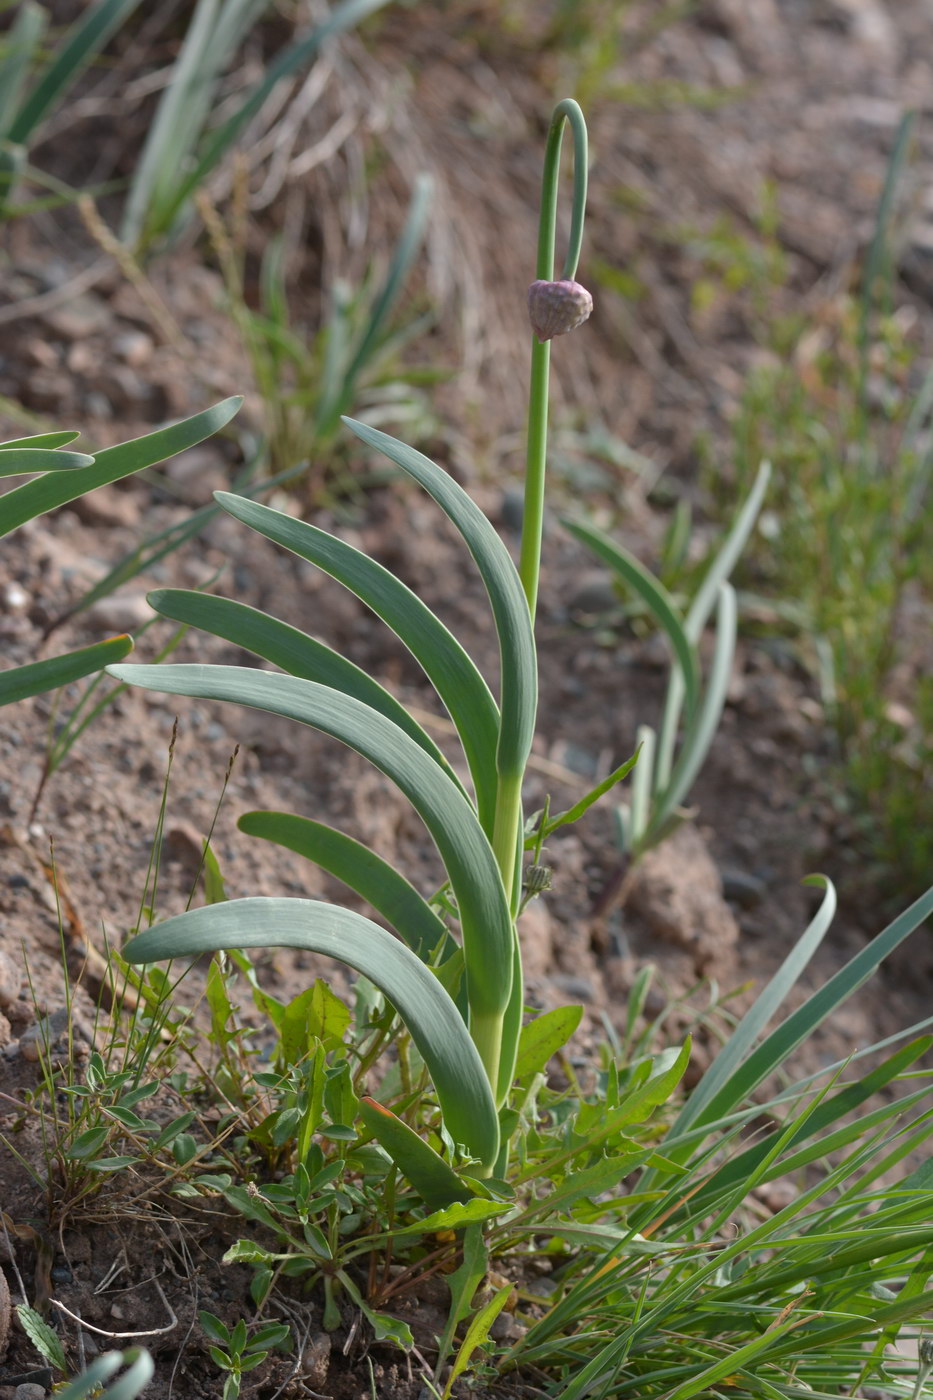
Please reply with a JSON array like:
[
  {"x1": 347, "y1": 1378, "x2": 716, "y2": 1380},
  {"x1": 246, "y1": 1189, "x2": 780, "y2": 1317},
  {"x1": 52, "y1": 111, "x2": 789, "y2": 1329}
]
[{"x1": 0, "y1": 2, "x2": 931, "y2": 1395}]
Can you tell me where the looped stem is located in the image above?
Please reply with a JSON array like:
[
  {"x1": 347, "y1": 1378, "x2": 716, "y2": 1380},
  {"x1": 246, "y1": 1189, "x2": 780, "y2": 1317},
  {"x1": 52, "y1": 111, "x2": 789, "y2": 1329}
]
[
  {"x1": 519, "y1": 99, "x2": 589, "y2": 624},
  {"x1": 535, "y1": 98, "x2": 589, "y2": 283}
]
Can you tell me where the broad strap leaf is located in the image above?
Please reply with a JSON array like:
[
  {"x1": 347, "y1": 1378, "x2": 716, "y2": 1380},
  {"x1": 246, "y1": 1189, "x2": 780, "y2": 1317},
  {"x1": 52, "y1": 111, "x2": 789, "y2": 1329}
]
[
  {"x1": 213, "y1": 491, "x2": 499, "y2": 833},
  {"x1": 238, "y1": 810, "x2": 453, "y2": 963},
  {"x1": 1, "y1": 397, "x2": 242, "y2": 541},
  {"x1": 109, "y1": 663, "x2": 512, "y2": 1021},
  {"x1": 0, "y1": 634, "x2": 133, "y2": 708},
  {"x1": 0, "y1": 447, "x2": 94, "y2": 475},
  {"x1": 123, "y1": 897, "x2": 499, "y2": 1168},
  {"x1": 149, "y1": 588, "x2": 461, "y2": 789},
  {"x1": 343, "y1": 418, "x2": 537, "y2": 782}
]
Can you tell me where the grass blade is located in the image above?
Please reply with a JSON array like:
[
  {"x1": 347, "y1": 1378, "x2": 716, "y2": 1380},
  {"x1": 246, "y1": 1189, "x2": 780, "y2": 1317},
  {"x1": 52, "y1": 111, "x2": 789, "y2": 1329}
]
[
  {"x1": 339, "y1": 175, "x2": 433, "y2": 411},
  {"x1": 155, "y1": 0, "x2": 391, "y2": 240},
  {"x1": 8, "y1": 0, "x2": 142, "y2": 145},
  {"x1": 673, "y1": 875, "x2": 837, "y2": 1136},
  {"x1": 645, "y1": 581, "x2": 736, "y2": 846},
  {"x1": 123, "y1": 897, "x2": 500, "y2": 1167},
  {"x1": 693, "y1": 883, "x2": 933, "y2": 1129},
  {"x1": 563, "y1": 517, "x2": 700, "y2": 721},
  {"x1": 0, "y1": 3, "x2": 45, "y2": 140},
  {"x1": 656, "y1": 461, "x2": 770, "y2": 784},
  {"x1": 1, "y1": 397, "x2": 242, "y2": 540}
]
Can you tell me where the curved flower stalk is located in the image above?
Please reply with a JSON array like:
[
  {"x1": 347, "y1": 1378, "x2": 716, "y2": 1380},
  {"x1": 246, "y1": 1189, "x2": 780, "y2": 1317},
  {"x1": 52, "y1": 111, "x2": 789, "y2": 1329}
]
[{"x1": 112, "y1": 102, "x2": 603, "y2": 1194}]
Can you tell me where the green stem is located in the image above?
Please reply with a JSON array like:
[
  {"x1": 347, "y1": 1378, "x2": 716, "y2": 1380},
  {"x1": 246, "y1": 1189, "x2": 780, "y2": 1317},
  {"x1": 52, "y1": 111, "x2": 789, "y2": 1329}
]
[
  {"x1": 518, "y1": 97, "x2": 589, "y2": 623},
  {"x1": 492, "y1": 768, "x2": 524, "y2": 911}
]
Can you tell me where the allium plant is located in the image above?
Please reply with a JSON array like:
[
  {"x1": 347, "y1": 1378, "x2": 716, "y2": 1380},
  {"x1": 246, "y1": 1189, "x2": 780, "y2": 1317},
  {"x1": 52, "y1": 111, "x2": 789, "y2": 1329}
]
[{"x1": 110, "y1": 99, "x2": 616, "y2": 1199}]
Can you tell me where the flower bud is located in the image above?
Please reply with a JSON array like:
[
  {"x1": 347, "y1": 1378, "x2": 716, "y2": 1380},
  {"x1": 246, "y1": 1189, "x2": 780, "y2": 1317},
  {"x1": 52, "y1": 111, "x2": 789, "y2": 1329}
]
[
  {"x1": 524, "y1": 863, "x2": 553, "y2": 896},
  {"x1": 527, "y1": 278, "x2": 593, "y2": 341}
]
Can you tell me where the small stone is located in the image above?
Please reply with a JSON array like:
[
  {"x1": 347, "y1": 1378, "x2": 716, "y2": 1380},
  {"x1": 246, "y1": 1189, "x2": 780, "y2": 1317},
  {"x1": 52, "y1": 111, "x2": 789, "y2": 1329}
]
[
  {"x1": 549, "y1": 973, "x2": 596, "y2": 1002},
  {"x1": 720, "y1": 868, "x2": 767, "y2": 909},
  {"x1": 42, "y1": 293, "x2": 109, "y2": 340},
  {"x1": 19, "y1": 1008, "x2": 91, "y2": 1064},
  {"x1": 567, "y1": 572, "x2": 617, "y2": 618},
  {"x1": 0, "y1": 950, "x2": 19, "y2": 1007},
  {"x1": 113, "y1": 330, "x2": 154, "y2": 367},
  {"x1": 86, "y1": 593, "x2": 152, "y2": 633},
  {"x1": 527, "y1": 278, "x2": 593, "y2": 341},
  {"x1": 71, "y1": 485, "x2": 141, "y2": 530},
  {"x1": 14, "y1": 1383, "x2": 48, "y2": 1398},
  {"x1": 302, "y1": 1331, "x2": 331, "y2": 1389}
]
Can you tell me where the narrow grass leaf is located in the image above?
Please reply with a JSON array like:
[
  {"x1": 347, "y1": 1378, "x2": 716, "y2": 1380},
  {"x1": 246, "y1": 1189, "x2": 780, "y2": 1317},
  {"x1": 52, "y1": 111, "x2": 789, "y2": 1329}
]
[
  {"x1": 664, "y1": 1318, "x2": 812, "y2": 1400},
  {"x1": 647, "y1": 581, "x2": 736, "y2": 843},
  {"x1": 8, "y1": 0, "x2": 142, "y2": 144},
  {"x1": 123, "y1": 897, "x2": 499, "y2": 1167},
  {"x1": 703, "y1": 884, "x2": 933, "y2": 1124},
  {"x1": 0, "y1": 3, "x2": 45, "y2": 140},
  {"x1": 213, "y1": 492, "x2": 499, "y2": 831},
  {"x1": 564, "y1": 517, "x2": 699, "y2": 719},
  {"x1": 121, "y1": 0, "x2": 266, "y2": 245},
  {"x1": 0, "y1": 634, "x2": 132, "y2": 707},
  {"x1": 344, "y1": 419, "x2": 537, "y2": 780},
  {"x1": 543, "y1": 747, "x2": 640, "y2": 837},
  {"x1": 1, "y1": 397, "x2": 242, "y2": 540},
  {"x1": 238, "y1": 810, "x2": 451, "y2": 962},
  {"x1": 689, "y1": 1039, "x2": 932, "y2": 1214},
  {"x1": 674, "y1": 875, "x2": 837, "y2": 1135},
  {"x1": 149, "y1": 588, "x2": 458, "y2": 785},
  {"x1": 159, "y1": 0, "x2": 392, "y2": 238},
  {"x1": 657, "y1": 461, "x2": 770, "y2": 784}
]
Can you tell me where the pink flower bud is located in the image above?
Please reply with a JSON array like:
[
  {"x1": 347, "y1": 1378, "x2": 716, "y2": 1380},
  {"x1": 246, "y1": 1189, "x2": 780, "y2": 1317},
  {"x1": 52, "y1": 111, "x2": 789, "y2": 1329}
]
[{"x1": 527, "y1": 278, "x2": 593, "y2": 341}]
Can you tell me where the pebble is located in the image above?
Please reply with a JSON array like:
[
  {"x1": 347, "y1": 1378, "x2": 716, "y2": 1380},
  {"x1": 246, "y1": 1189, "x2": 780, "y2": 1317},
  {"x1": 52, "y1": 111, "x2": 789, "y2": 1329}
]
[
  {"x1": 18, "y1": 1008, "x2": 92, "y2": 1063},
  {"x1": 720, "y1": 868, "x2": 767, "y2": 909},
  {"x1": 499, "y1": 487, "x2": 524, "y2": 533},
  {"x1": 113, "y1": 330, "x2": 154, "y2": 367},
  {"x1": 86, "y1": 593, "x2": 153, "y2": 633},
  {"x1": 549, "y1": 973, "x2": 596, "y2": 1003},
  {"x1": 566, "y1": 572, "x2": 618, "y2": 618},
  {"x1": 42, "y1": 293, "x2": 109, "y2": 340},
  {"x1": 14, "y1": 1385, "x2": 48, "y2": 1399},
  {"x1": 71, "y1": 485, "x2": 142, "y2": 530},
  {"x1": 0, "y1": 950, "x2": 20, "y2": 1007}
]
